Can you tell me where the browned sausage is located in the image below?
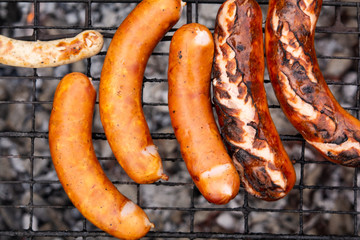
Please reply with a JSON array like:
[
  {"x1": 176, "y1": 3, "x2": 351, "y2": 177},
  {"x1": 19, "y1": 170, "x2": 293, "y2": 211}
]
[
  {"x1": 99, "y1": 0, "x2": 185, "y2": 184},
  {"x1": 168, "y1": 23, "x2": 240, "y2": 205},
  {"x1": 0, "y1": 30, "x2": 103, "y2": 68},
  {"x1": 265, "y1": 0, "x2": 360, "y2": 167},
  {"x1": 49, "y1": 72, "x2": 154, "y2": 239},
  {"x1": 212, "y1": 0, "x2": 296, "y2": 200}
]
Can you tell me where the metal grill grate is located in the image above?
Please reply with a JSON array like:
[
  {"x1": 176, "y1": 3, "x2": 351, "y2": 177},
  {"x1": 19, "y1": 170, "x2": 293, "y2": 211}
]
[{"x1": 0, "y1": 0, "x2": 359, "y2": 239}]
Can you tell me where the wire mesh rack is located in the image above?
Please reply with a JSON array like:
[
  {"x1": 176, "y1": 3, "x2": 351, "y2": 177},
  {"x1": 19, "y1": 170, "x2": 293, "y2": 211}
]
[{"x1": 0, "y1": 0, "x2": 359, "y2": 239}]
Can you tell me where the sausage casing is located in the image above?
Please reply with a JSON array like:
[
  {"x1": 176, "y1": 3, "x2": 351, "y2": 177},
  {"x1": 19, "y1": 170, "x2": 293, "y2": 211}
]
[
  {"x1": 99, "y1": 0, "x2": 185, "y2": 184},
  {"x1": 168, "y1": 23, "x2": 240, "y2": 205},
  {"x1": 0, "y1": 30, "x2": 103, "y2": 68},
  {"x1": 212, "y1": 0, "x2": 296, "y2": 200},
  {"x1": 49, "y1": 72, "x2": 153, "y2": 239},
  {"x1": 265, "y1": 0, "x2": 360, "y2": 167}
]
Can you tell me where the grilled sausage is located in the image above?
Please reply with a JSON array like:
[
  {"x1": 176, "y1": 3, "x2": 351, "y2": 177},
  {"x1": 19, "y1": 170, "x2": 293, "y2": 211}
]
[
  {"x1": 265, "y1": 0, "x2": 360, "y2": 167},
  {"x1": 168, "y1": 23, "x2": 240, "y2": 205},
  {"x1": 49, "y1": 72, "x2": 154, "y2": 240},
  {"x1": 212, "y1": 0, "x2": 296, "y2": 200},
  {"x1": 99, "y1": 0, "x2": 185, "y2": 184},
  {"x1": 0, "y1": 30, "x2": 103, "y2": 68}
]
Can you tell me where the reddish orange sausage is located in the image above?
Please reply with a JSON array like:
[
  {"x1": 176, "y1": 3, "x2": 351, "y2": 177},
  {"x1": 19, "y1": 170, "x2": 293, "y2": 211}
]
[
  {"x1": 168, "y1": 23, "x2": 240, "y2": 205},
  {"x1": 266, "y1": 0, "x2": 360, "y2": 167},
  {"x1": 99, "y1": 0, "x2": 185, "y2": 184},
  {"x1": 49, "y1": 72, "x2": 154, "y2": 239},
  {"x1": 212, "y1": 0, "x2": 296, "y2": 200}
]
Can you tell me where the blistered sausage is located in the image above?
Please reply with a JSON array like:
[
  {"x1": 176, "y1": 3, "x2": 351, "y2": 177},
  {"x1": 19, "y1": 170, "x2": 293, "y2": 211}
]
[
  {"x1": 265, "y1": 0, "x2": 360, "y2": 167},
  {"x1": 212, "y1": 0, "x2": 296, "y2": 200}
]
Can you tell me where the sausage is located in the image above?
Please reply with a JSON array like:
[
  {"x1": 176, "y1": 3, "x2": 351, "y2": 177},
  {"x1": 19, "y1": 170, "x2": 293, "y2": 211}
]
[
  {"x1": 212, "y1": 0, "x2": 296, "y2": 201},
  {"x1": 49, "y1": 72, "x2": 154, "y2": 240},
  {"x1": 99, "y1": 0, "x2": 185, "y2": 184},
  {"x1": 168, "y1": 23, "x2": 240, "y2": 205},
  {"x1": 0, "y1": 30, "x2": 103, "y2": 68},
  {"x1": 265, "y1": 0, "x2": 360, "y2": 167}
]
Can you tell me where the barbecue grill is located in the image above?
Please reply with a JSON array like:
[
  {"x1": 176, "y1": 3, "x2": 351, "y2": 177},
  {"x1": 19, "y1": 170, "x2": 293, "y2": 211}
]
[{"x1": 0, "y1": 0, "x2": 359, "y2": 239}]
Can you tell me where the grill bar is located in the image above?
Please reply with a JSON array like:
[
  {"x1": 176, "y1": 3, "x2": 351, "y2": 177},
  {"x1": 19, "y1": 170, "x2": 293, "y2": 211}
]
[{"x1": 1, "y1": 230, "x2": 360, "y2": 240}]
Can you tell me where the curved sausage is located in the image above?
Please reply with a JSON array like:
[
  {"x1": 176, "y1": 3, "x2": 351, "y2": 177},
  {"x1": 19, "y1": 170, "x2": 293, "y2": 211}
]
[
  {"x1": 212, "y1": 0, "x2": 296, "y2": 200},
  {"x1": 99, "y1": 0, "x2": 185, "y2": 184},
  {"x1": 265, "y1": 0, "x2": 360, "y2": 167},
  {"x1": 168, "y1": 23, "x2": 240, "y2": 205},
  {"x1": 49, "y1": 72, "x2": 154, "y2": 240},
  {"x1": 0, "y1": 30, "x2": 103, "y2": 68}
]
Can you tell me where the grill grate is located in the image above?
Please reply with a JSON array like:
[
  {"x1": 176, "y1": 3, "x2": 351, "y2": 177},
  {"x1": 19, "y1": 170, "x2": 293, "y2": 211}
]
[{"x1": 0, "y1": 0, "x2": 360, "y2": 239}]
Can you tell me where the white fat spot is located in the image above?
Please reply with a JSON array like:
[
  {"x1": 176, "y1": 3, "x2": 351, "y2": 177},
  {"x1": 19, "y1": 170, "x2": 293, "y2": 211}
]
[
  {"x1": 218, "y1": 0, "x2": 236, "y2": 25},
  {"x1": 143, "y1": 216, "x2": 155, "y2": 228},
  {"x1": 57, "y1": 46, "x2": 66, "y2": 51},
  {"x1": 88, "y1": 32, "x2": 97, "y2": 37},
  {"x1": 200, "y1": 163, "x2": 232, "y2": 178},
  {"x1": 221, "y1": 183, "x2": 234, "y2": 196},
  {"x1": 85, "y1": 38, "x2": 93, "y2": 47},
  {"x1": 179, "y1": 0, "x2": 186, "y2": 16},
  {"x1": 120, "y1": 201, "x2": 136, "y2": 218},
  {"x1": 141, "y1": 145, "x2": 158, "y2": 157},
  {"x1": 200, "y1": 163, "x2": 234, "y2": 197},
  {"x1": 265, "y1": 166, "x2": 287, "y2": 190},
  {"x1": 246, "y1": 8, "x2": 251, "y2": 17},
  {"x1": 271, "y1": 9, "x2": 279, "y2": 32},
  {"x1": 194, "y1": 29, "x2": 211, "y2": 46}
]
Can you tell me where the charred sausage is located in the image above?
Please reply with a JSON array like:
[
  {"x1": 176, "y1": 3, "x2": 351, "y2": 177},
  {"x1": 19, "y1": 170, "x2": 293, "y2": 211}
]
[
  {"x1": 49, "y1": 72, "x2": 154, "y2": 239},
  {"x1": 99, "y1": 0, "x2": 185, "y2": 184},
  {"x1": 0, "y1": 30, "x2": 103, "y2": 68},
  {"x1": 168, "y1": 23, "x2": 240, "y2": 205},
  {"x1": 265, "y1": 0, "x2": 360, "y2": 167},
  {"x1": 212, "y1": 0, "x2": 296, "y2": 200}
]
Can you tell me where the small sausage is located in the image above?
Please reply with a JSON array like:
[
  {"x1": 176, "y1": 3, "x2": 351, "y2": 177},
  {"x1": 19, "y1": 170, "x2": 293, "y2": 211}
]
[
  {"x1": 265, "y1": 0, "x2": 360, "y2": 167},
  {"x1": 49, "y1": 72, "x2": 154, "y2": 240},
  {"x1": 212, "y1": 0, "x2": 296, "y2": 201},
  {"x1": 99, "y1": 0, "x2": 185, "y2": 184},
  {"x1": 168, "y1": 23, "x2": 240, "y2": 205},
  {"x1": 0, "y1": 30, "x2": 103, "y2": 68}
]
